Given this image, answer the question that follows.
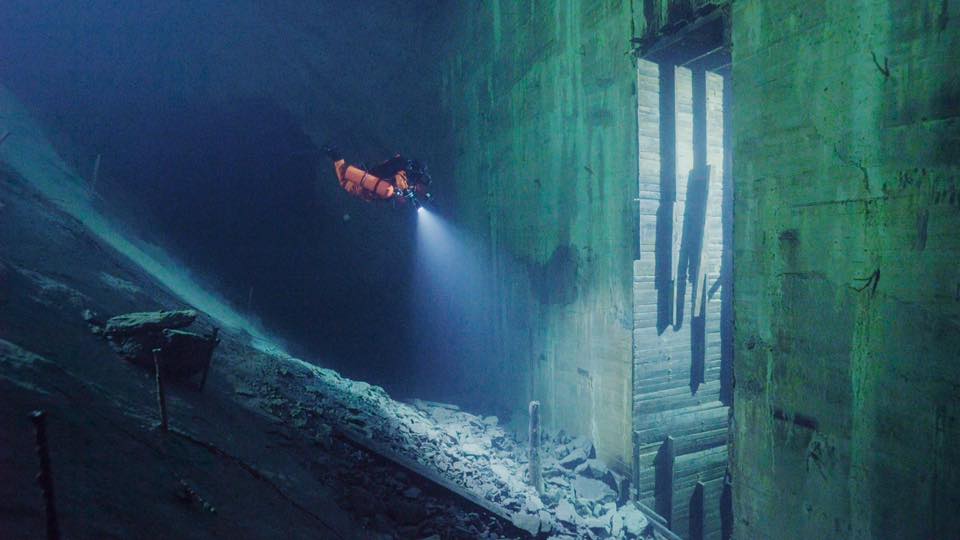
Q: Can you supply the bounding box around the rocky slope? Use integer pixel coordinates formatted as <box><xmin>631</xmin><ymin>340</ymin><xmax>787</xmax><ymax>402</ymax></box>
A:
<box><xmin>0</xmin><ymin>93</ymin><xmax>657</xmax><ymax>537</ymax></box>
<box><xmin>0</xmin><ymin>168</ymin><xmax>513</xmax><ymax>539</ymax></box>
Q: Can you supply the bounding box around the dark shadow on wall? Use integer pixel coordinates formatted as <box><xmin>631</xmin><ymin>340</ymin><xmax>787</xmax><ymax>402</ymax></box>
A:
<box><xmin>656</xmin><ymin>63</ymin><xmax>677</xmax><ymax>335</ymax></box>
<box><xmin>655</xmin><ymin>61</ymin><xmax>712</xmax><ymax>394</ymax></box>
<box><xmin>681</xmin><ymin>166</ymin><xmax>711</xmax><ymax>393</ymax></box>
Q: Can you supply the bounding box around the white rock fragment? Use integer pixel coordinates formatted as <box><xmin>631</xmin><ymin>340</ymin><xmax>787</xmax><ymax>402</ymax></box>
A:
<box><xmin>612</xmin><ymin>511</ymin><xmax>624</xmax><ymax>537</ymax></box>
<box><xmin>559</xmin><ymin>447</ymin><xmax>588</xmax><ymax>469</ymax></box>
<box><xmin>616</xmin><ymin>504</ymin><xmax>650</xmax><ymax>537</ymax></box>
<box><xmin>511</xmin><ymin>511</ymin><xmax>542</xmax><ymax>535</ymax></box>
<box><xmin>575</xmin><ymin>458</ymin><xmax>609</xmax><ymax>479</ymax></box>
<box><xmin>523</xmin><ymin>494</ymin><xmax>544</xmax><ymax>513</ymax></box>
<box><xmin>538</xmin><ymin>509</ymin><xmax>555</xmax><ymax>534</ymax></box>
<box><xmin>555</xmin><ymin>498</ymin><xmax>579</xmax><ymax>526</ymax></box>
<box><xmin>572</xmin><ymin>476</ymin><xmax>617</xmax><ymax>505</ymax></box>
<box><xmin>460</xmin><ymin>442</ymin><xmax>486</xmax><ymax>457</ymax></box>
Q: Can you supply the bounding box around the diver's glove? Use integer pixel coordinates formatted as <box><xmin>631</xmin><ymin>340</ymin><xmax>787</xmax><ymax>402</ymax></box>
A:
<box><xmin>321</xmin><ymin>143</ymin><xmax>342</xmax><ymax>161</ymax></box>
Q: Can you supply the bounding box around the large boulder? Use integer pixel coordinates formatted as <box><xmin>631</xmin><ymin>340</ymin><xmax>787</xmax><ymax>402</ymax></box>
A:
<box><xmin>103</xmin><ymin>309</ymin><xmax>197</xmax><ymax>336</ymax></box>
<box><xmin>100</xmin><ymin>309</ymin><xmax>217</xmax><ymax>379</ymax></box>
<box><xmin>159</xmin><ymin>329</ymin><xmax>219</xmax><ymax>377</ymax></box>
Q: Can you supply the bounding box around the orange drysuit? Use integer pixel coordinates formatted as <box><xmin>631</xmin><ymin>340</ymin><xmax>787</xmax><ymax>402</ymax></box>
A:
<box><xmin>333</xmin><ymin>159</ymin><xmax>409</xmax><ymax>201</ymax></box>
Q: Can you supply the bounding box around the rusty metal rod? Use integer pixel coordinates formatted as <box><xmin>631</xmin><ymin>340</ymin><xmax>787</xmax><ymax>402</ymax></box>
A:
<box><xmin>29</xmin><ymin>410</ymin><xmax>60</xmax><ymax>540</ymax></box>
<box><xmin>153</xmin><ymin>348</ymin><xmax>168</xmax><ymax>432</ymax></box>
<box><xmin>198</xmin><ymin>327</ymin><xmax>219</xmax><ymax>392</ymax></box>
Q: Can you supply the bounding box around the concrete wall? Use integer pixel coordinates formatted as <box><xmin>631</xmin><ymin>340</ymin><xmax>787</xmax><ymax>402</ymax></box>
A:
<box><xmin>439</xmin><ymin>1</ymin><xmax>640</xmax><ymax>470</ymax></box>
<box><xmin>731</xmin><ymin>1</ymin><xmax>960</xmax><ymax>538</ymax></box>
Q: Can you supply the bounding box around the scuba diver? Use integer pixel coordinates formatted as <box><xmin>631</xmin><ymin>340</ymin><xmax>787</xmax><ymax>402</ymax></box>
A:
<box><xmin>322</xmin><ymin>144</ymin><xmax>432</xmax><ymax>208</ymax></box>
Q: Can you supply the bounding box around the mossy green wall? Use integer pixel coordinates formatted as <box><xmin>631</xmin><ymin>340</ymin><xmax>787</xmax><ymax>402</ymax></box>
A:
<box><xmin>440</xmin><ymin>1</ymin><xmax>640</xmax><ymax>470</ymax></box>
<box><xmin>732</xmin><ymin>1</ymin><xmax>960</xmax><ymax>537</ymax></box>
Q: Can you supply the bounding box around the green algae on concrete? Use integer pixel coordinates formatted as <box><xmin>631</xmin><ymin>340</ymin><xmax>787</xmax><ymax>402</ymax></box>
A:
<box><xmin>732</xmin><ymin>1</ymin><xmax>960</xmax><ymax>538</ymax></box>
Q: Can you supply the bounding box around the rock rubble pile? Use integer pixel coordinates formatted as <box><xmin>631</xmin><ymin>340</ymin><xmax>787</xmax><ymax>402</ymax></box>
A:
<box><xmin>239</xmin><ymin>353</ymin><xmax>654</xmax><ymax>539</ymax></box>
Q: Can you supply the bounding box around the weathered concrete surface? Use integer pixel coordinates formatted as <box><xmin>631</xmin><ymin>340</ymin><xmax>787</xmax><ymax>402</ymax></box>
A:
<box><xmin>732</xmin><ymin>1</ymin><xmax>960</xmax><ymax>538</ymax></box>
<box><xmin>439</xmin><ymin>1</ymin><xmax>640</xmax><ymax>471</ymax></box>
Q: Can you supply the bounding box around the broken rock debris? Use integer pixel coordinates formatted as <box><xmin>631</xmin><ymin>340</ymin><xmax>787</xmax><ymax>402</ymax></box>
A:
<box><xmin>241</xmin><ymin>352</ymin><xmax>654</xmax><ymax>539</ymax></box>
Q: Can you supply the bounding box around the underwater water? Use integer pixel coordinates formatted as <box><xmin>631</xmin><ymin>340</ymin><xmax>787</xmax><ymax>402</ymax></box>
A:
<box><xmin>0</xmin><ymin>2</ymin><xmax>692</xmax><ymax>538</ymax></box>
<box><xmin>413</xmin><ymin>207</ymin><xmax>497</xmax><ymax>406</ymax></box>
<box><xmin>0</xmin><ymin>0</ymin><xmax>446</xmax><ymax>399</ymax></box>
<box><xmin>1</xmin><ymin>2</ymin><xmax>646</xmax><ymax>536</ymax></box>
<box><xmin>5</xmin><ymin>2</ymin><xmax>952</xmax><ymax>539</ymax></box>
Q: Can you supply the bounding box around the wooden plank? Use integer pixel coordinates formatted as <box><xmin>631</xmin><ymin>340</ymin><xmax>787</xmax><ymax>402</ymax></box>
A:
<box><xmin>635</xmin><ymin>501</ymin><xmax>684</xmax><ymax>540</ymax></box>
<box><xmin>700</xmin><ymin>477</ymin><xmax>726</xmax><ymax>540</ymax></box>
<box><xmin>634</xmin><ymin>401</ymin><xmax>728</xmax><ymax>441</ymax></box>
<box><xmin>635</xmin><ymin>405</ymin><xmax>725</xmax><ymax>427</ymax></box>
<box><xmin>634</xmin><ymin>381</ymin><xmax>722</xmax><ymax>415</ymax></box>
<box><xmin>634</xmin><ymin>376</ymin><xmax>696</xmax><ymax>395</ymax></box>
<box><xmin>635</xmin><ymin>440</ymin><xmax>662</xmax><ymax>502</ymax></box>
<box><xmin>673</xmin><ymin>427</ymin><xmax>728</xmax><ymax>456</ymax></box>
<box><xmin>690</xmin><ymin>481</ymin><xmax>705</xmax><ymax>540</ymax></box>
<box><xmin>635</xmin><ymin>412</ymin><xmax>727</xmax><ymax>447</ymax></box>
<box><xmin>674</xmin><ymin>446</ymin><xmax>728</xmax><ymax>476</ymax></box>
<box><xmin>672</xmin><ymin>448</ymin><xmax>728</xmax><ymax>496</ymax></box>
<box><xmin>671</xmin><ymin>459</ymin><xmax>726</xmax><ymax>540</ymax></box>
<box><xmin>673</xmin><ymin>477</ymin><xmax>725</xmax><ymax>540</ymax></box>
<box><xmin>654</xmin><ymin>436</ymin><xmax>676</xmax><ymax>524</ymax></box>
<box><xmin>635</xmin><ymin>379</ymin><xmax>721</xmax><ymax>405</ymax></box>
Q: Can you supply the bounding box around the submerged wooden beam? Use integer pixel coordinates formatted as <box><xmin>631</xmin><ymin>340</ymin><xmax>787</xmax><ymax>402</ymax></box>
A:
<box><xmin>635</xmin><ymin>500</ymin><xmax>684</xmax><ymax>540</ymax></box>
<box><xmin>654</xmin><ymin>436</ymin><xmax>676</xmax><ymax>525</ymax></box>
<box><xmin>689</xmin><ymin>481</ymin><xmax>705</xmax><ymax>540</ymax></box>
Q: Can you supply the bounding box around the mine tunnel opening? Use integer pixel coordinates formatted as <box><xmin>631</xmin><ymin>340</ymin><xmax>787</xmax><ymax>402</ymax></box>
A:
<box><xmin>632</xmin><ymin>7</ymin><xmax>734</xmax><ymax>540</ymax></box>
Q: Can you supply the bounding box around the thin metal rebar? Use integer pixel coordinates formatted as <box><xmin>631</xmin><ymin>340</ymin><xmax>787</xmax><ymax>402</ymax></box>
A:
<box><xmin>29</xmin><ymin>410</ymin><xmax>60</xmax><ymax>540</ymax></box>
<box><xmin>198</xmin><ymin>328</ymin><xmax>219</xmax><ymax>392</ymax></box>
<box><xmin>153</xmin><ymin>348</ymin><xmax>168</xmax><ymax>432</ymax></box>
